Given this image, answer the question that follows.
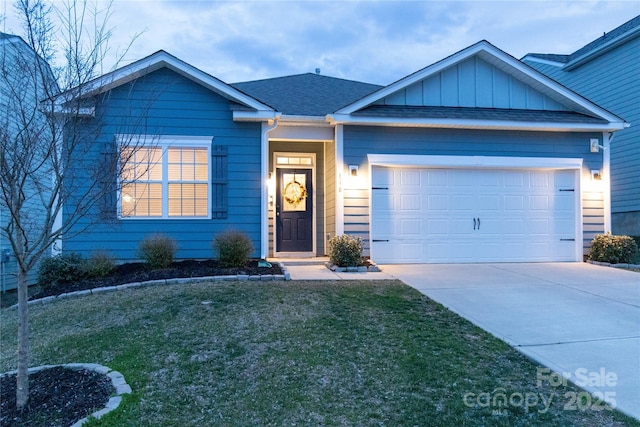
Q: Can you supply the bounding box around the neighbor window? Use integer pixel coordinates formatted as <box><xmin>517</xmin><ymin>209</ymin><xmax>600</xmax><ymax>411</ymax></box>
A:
<box><xmin>119</xmin><ymin>136</ymin><xmax>211</xmax><ymax>219</ymax></box>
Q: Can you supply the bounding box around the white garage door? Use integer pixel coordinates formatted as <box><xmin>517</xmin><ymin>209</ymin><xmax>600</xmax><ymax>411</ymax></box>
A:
<box><xmin>371</xmin><ymin>167</ymin><xmax>578</xmax><ymax>263</ymax></box>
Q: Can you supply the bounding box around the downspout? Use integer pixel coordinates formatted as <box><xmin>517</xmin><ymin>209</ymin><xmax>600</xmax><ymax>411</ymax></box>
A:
<box><xmin>261</xmin><ymin>115</ymin><xmax>280</xmax><ymax>259</ymax></box>
<box><xmin>603</xmin><ymin>131</ymin><xmax>614</xmax><ymax>233</ymax></box>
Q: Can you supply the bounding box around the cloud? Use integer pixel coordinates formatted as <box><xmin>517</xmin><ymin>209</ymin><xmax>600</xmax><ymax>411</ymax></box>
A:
<box><xmin>2</xmin><ymin>0</ymin><xmax>638</xmax><ymax>85</ymax></box>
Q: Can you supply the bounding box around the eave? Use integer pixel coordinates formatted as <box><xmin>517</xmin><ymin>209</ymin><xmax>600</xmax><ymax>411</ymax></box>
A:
<box><xmin>327</xmin><ymin>114</ymin><xmax>628</xmax><ymax>132</ymax></box>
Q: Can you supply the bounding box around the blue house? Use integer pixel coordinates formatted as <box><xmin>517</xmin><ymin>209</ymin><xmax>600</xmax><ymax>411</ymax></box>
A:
<box><xmin>523</xmin><ymin>15</ymin><xmax>640</xmax><ymax>236</ymax></box>
<box><xmin>59</xmin><ymin>40</ymin><xmax>626</xmax><ymax>264</ymax></box>
<box><xmin>0</xmin><ymin>32</ymin><xmax>58</xmax><ymax>290</ymax></box>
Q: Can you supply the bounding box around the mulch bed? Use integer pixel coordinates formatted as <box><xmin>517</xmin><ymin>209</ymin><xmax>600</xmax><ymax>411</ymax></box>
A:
<box><xmin>0</xmin><ymin>367</ymin><xmax>113</xmax><ymax>427</ymax></box>
<box><xmin>32</xmin><ymin>259</ymin><xmax>283</xmax><ymax>300</ymax></box>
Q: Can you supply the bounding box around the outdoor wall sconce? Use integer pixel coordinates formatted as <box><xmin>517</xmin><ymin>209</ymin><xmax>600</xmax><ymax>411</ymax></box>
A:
<box><xmin>591</xmin><ymin>169</ymin><xmax>602</xmax><ymax>181</ymax></box>
<box><xmin>349</xmin><ymin>165</ymin><xmax>359</xmax><ymax>177</ymax></box>
<box><xmin>590</xmin><ymin>138</ymin><xmax>606</xmax><ymax>153</ymax></box>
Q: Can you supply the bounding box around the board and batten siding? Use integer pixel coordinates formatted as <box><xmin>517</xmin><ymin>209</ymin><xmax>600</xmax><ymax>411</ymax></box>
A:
<box><xmin>63</xmin><ymin>68</ymin><xmax>264</xmax><ymax>261</ymax></box>
<box><xmin>342</xmin><ymin>126</ymin><xmax>605</xmax><ymax>257</ymax></box>
<box><xmin>377</xmin><ymin>56</ymin><xmax>569</xmax><ymax>111</ymax></box>
<box><xmin>524</xmin><ymin>36</ymin><xmax>640</xmax><ymax>232</ymax></box>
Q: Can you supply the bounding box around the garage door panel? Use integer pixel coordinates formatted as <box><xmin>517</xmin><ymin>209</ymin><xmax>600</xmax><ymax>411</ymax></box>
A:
<box><xmin>400</xmin><ymin>194</ymin><xmax>421</xmax><ymax>210</ymax></box>
<box><xmin>372</xmin><ymin>193</ymin><xmax>395</xmax><ymax>212</ymax></box>
<box><xmin>428</xmin><ymin>195</ymin><xmax>448</xmax><ymax>210</ymax></box>
<box><xmin>371</xmin><ymin>166</ymin><xmax>577</xmax><ymax>263</ymax></box>
<box><xmin>400</xmin><ymin>219</ymin><xmax>422</xmax><ymax>235</ymax></box>
<box><xmin>400</xmin><ymin>169</ymin><xmax>421</xmax><ymax>186</ymax></box>
<box><xmin>450</xmin><ymin>195</ymin><xmax>474</xmax><ymax>210</ymax></box>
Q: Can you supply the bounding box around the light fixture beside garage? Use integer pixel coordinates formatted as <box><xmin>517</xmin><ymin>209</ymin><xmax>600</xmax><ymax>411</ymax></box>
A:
<box><xmin>349</xmin><ymin>165</ymin><xmax>359</xmax><ymax>177</ymax></box>
<box><xmin>591</xmin><ymin>169</ymin><xmax>603</xmax><ymax>181</ymax></box>
<box><xmin>590</xmin><ymin>138</ymin><xmax>607</xmax><ymax>153</ymax></box>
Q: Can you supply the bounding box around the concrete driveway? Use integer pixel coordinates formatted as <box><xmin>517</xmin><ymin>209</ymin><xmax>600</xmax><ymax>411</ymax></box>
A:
<box><xmin>382</xmin><ymin>262</ymin><xmax>640</xmax><ymax>421</ymax></box>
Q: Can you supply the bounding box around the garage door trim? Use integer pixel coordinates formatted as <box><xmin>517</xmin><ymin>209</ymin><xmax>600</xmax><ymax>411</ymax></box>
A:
<box><xmin>367</xmin><ymin>154</ymin><xmax>583</xmax><ymax>263</ymax></box>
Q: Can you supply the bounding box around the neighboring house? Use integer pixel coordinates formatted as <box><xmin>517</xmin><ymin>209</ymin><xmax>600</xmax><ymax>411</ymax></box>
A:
<box><xmin>59</xmin><ymin>40</ymin><xmax>626</xmax><ymax>265</ymax></box>
<box><xmin>523</xmin><ymin>15</ymin><xmax>640</xmax><ymax>236</ymax></box>
<box><xmin>0</xmin><ymin>32</ymin><xmax>57</xmax><ymax>290</ymax></box>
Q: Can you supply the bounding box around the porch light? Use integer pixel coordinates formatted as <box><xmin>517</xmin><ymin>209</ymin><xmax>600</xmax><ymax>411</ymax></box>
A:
<box><xmin>591</xmin><ymin>170</ymin><xmax>602</xmax><ymax>181</ymax></box>
<box><xmin>267</xmin><ymin>172</ymin><xmax>276</xmax><ymax>207</ymax></box>
<box><xmin>349</xmin><ymin>165</ymin><xmax>359</xmax><ymax>177</ymax></box>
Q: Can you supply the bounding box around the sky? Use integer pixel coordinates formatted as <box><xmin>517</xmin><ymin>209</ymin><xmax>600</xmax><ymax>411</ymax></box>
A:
<box><xmin>1</xmin><ymin>0</ymin><xmax>639</xmax><ymax>85</ymax></box>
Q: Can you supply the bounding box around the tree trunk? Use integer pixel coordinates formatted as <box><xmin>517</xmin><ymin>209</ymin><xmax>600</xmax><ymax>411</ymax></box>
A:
<box><xmin>16</xmin><ymin>268</ymin><xmax>29</xmax><ymax>410</ymax></box>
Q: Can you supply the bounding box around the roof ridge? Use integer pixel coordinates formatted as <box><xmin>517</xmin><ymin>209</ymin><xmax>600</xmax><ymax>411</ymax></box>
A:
<box><xmin>568</xmin><ymin>15</ymin><xmax>640</xmax><ymax>60</ymax></box>
<box><xmin>233</xmin><ymin>72</ymin><xmax>382</xmax><ymax>88</ymax></box>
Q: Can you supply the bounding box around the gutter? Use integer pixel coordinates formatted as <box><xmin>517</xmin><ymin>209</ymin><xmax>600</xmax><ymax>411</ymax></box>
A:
<box><xmin>260</xmin><ymin>114</ymin><xmax>281</xmax><ymax>259</ymax></box>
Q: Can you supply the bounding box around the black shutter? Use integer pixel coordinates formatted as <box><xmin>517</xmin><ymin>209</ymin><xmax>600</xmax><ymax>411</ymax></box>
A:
<box><xmin>211</xmin><ymin>145</ymin><xmax>228</xmax><ymax>219</ymax></box>
<box><xmin>99</xmin><ymin>140</ymin><xmax>118</xmax><ymax>220</ymax></box>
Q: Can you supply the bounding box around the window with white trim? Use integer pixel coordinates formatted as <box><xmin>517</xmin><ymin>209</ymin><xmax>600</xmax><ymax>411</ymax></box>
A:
<box><xmin>120</xmin><ymin>137</ymin><xmax>211</xmax><ymax>219</ymax></box>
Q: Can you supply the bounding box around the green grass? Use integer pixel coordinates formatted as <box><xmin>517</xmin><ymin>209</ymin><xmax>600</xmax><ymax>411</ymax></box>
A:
<box><xmin>1</xmin><ymin>280</ymin><xmax>637</xmax><ymax>426</ymax></box>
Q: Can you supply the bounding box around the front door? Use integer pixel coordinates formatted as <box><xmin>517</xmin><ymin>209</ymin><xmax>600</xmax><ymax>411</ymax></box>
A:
<box><xmin>276</xmin><ymin>168</ymin><xmax>313</xmax><ymax>252</ymax></box>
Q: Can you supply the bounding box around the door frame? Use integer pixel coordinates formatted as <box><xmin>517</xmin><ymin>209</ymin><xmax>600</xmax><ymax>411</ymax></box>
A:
<box><xmin>273</xmin><ymin>152</ymin><xmax>317</xmax><ymax>257</ymax></box>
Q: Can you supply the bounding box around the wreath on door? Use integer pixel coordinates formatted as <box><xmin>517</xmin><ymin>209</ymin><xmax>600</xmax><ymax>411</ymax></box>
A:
<box><xmin>283</xmin><ymin>179</ymin><xmax>307</xmax><ymax>206</ymax></box>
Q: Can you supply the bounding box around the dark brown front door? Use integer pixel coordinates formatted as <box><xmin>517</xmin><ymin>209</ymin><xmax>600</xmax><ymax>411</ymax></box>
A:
<box><xmin>276</xmin><ymin>168</ymin><xmax>312</xmax><ymax>252</ymax></box>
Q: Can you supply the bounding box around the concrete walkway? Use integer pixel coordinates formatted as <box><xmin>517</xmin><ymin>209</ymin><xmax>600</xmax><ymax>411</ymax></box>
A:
<box><xmin>381</xmin><ymin>262</ymin><xmax>640</xmax><ymax>421</ymax></box>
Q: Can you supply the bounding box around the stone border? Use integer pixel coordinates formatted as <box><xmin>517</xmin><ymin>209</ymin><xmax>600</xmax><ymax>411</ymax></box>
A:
<box><xmin>7</xmin><ymin>262</ymin><xmax>290</xmax><ymax>310</ymax></box>
<box><xmin>586</xmin><ymin>260</ymin><xmax>640</xmax><ymax>269</ymax></box>
<box><xmin>0</xmin><ymin>363</ymin><xmax>131</xmax><ymax>426</ymax></box>
<box><xmin>326</xmin><ymin>261</ymin><xmax>381</xmax><ymax>273</ymax></box>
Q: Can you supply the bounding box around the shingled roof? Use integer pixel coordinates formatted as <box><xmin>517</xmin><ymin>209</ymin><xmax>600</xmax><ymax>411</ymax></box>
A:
<box><xmin>524</xmin><ymin>15</ymin><xmax>640</xmax><ymax>64</ymax></box>
<box><xmin>232</xmin><ymin>73</ymin><xmax>382</xmax><ymax>116</ymax></box>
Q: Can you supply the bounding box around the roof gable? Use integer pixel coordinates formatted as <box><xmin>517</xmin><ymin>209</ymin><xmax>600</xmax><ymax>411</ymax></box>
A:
<box><xmin>54</xmin><ymin>50</ymin><xmax>275</xmax><ymax>117</ymax></box>
<box><xmin>375</xmin><ymin>55</ymin><xmax>569</xmax><ymax>111</ymax></box>
<box><xmin>333</xmin><ymin>41</ymin><xmax>625</xmax><ymax>130</ymax></box>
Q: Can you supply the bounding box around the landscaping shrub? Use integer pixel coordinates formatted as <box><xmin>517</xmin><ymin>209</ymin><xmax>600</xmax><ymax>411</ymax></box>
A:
<box><xmin>138</xmin><ymin>234</ymin><xmax>177</xmax><ymax>269</ymax></box>
<box><xmin>329</xmin><ymin>234</ymin><xmax>363</xmax><ymax>267</ymax></box>
<box><xmin>84</xmin><ymin>250</ymin><xmax>116</xmax><ymax>278</ymax></box>
<box><xmin>37</xmin><ymin>253</ymin><xmax>86</xmax><ymax>291</ymax></box>
<box><xmin>212</xmin><ymin>230</ymin><xmax>254</xmax><ymax>268</ymax></box>
<box><xmin>589</xmin><ymin>233</ymin><xmax>639</xmax><ymax>264</ymax></box>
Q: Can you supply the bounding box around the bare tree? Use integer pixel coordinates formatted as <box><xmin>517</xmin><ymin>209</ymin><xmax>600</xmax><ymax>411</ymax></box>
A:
<box><xmin>0</xmin><ymin>0</ymin><xmax>146</xmax><ymax>410</ymax></box>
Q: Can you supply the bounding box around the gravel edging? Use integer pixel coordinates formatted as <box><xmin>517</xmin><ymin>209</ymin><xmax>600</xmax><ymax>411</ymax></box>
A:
<box><xmin>586</xmin><ymin>260</ymin><xmax>640</xmax><ymax>269</ymax></box>
<box><xmin>0</xmin><ymin>363</ymin><xmax>131</xmax><ymax>426</ymax></box>
<box><xmin>7</xmin><ymin>263</ymin><xmax>290</xmax><ymax>310</ymax></box>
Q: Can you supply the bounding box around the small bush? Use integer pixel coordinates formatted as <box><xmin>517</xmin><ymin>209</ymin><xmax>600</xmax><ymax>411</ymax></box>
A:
<box><xmin>589</xmin><ymin>233</ymin><xmax>638</xmax><ymax>264</ymax></box>
<box><xmin>138</xmin><ymin>234</ymin><xmax>177</xmax><ymax>269</ymax></box>
<box><xmin>84</xmin><ymin>250</ymin><xmax>116</xmax><ymax>278</ymax></box>
<box><xmin>213</xmin><ymin>230</ymin><xmax>254</xmax><ymax>268</ymax></box>
<box><xmin>329</xmin><ymin>234</ymin><xmax>363</xmax><ymax>267</ymax></box>
<box><xmin>37</xmin><ymin>253</ymin><xmax>86</xmax><ymax>291</ymax></box>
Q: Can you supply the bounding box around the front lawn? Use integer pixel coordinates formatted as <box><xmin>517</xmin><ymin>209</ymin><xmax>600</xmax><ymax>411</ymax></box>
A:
<box><xmin>1</xmin><ymin>280</ymin><xmax>637</xmax><ymax>426</ymax></box>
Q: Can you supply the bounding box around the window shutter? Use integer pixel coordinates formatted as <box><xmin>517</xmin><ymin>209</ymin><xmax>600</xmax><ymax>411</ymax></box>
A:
<box><xmin>211</xmin><ymin>145</ymin><xmax>228</xmax><ymax>219</ymax></box>
<box><xmin>99</xmin><ymin>141</ymin><xmax>118</xmax><ymax>220</ymax></box>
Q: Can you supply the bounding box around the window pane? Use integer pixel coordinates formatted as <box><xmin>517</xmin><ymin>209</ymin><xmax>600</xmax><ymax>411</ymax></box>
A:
<box><xmin>167</xmin><ymin>148</ymin><xmax>181</xmax><ymax>163</ymax></box>
<box><xmin>195</xmin><ymin>150</ymin><xmax>208</xmax><ymax>163</ymax></box>
<box><xmin>182</xmin><ymin>149</ymin><xmax>195</xmax><ymax>163</ymax></box>
<box><xmin>148</xmin><ymin>162</ymin><xmax>162</xmax><ymax>181</ymax></box>
<box><xmin>195</xmin><ymin>163</ymin><xmax>208</xmax><ymax>180</ymax></box>
<box><xmin>168</xmin><ymin>164</ymin><xmax>181</xmax><ymax>180</ymax></box>
<box><xmin>182</xmin><ymin>165</ymin><xmax>195</xmax><ymax>180</ymax></box>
